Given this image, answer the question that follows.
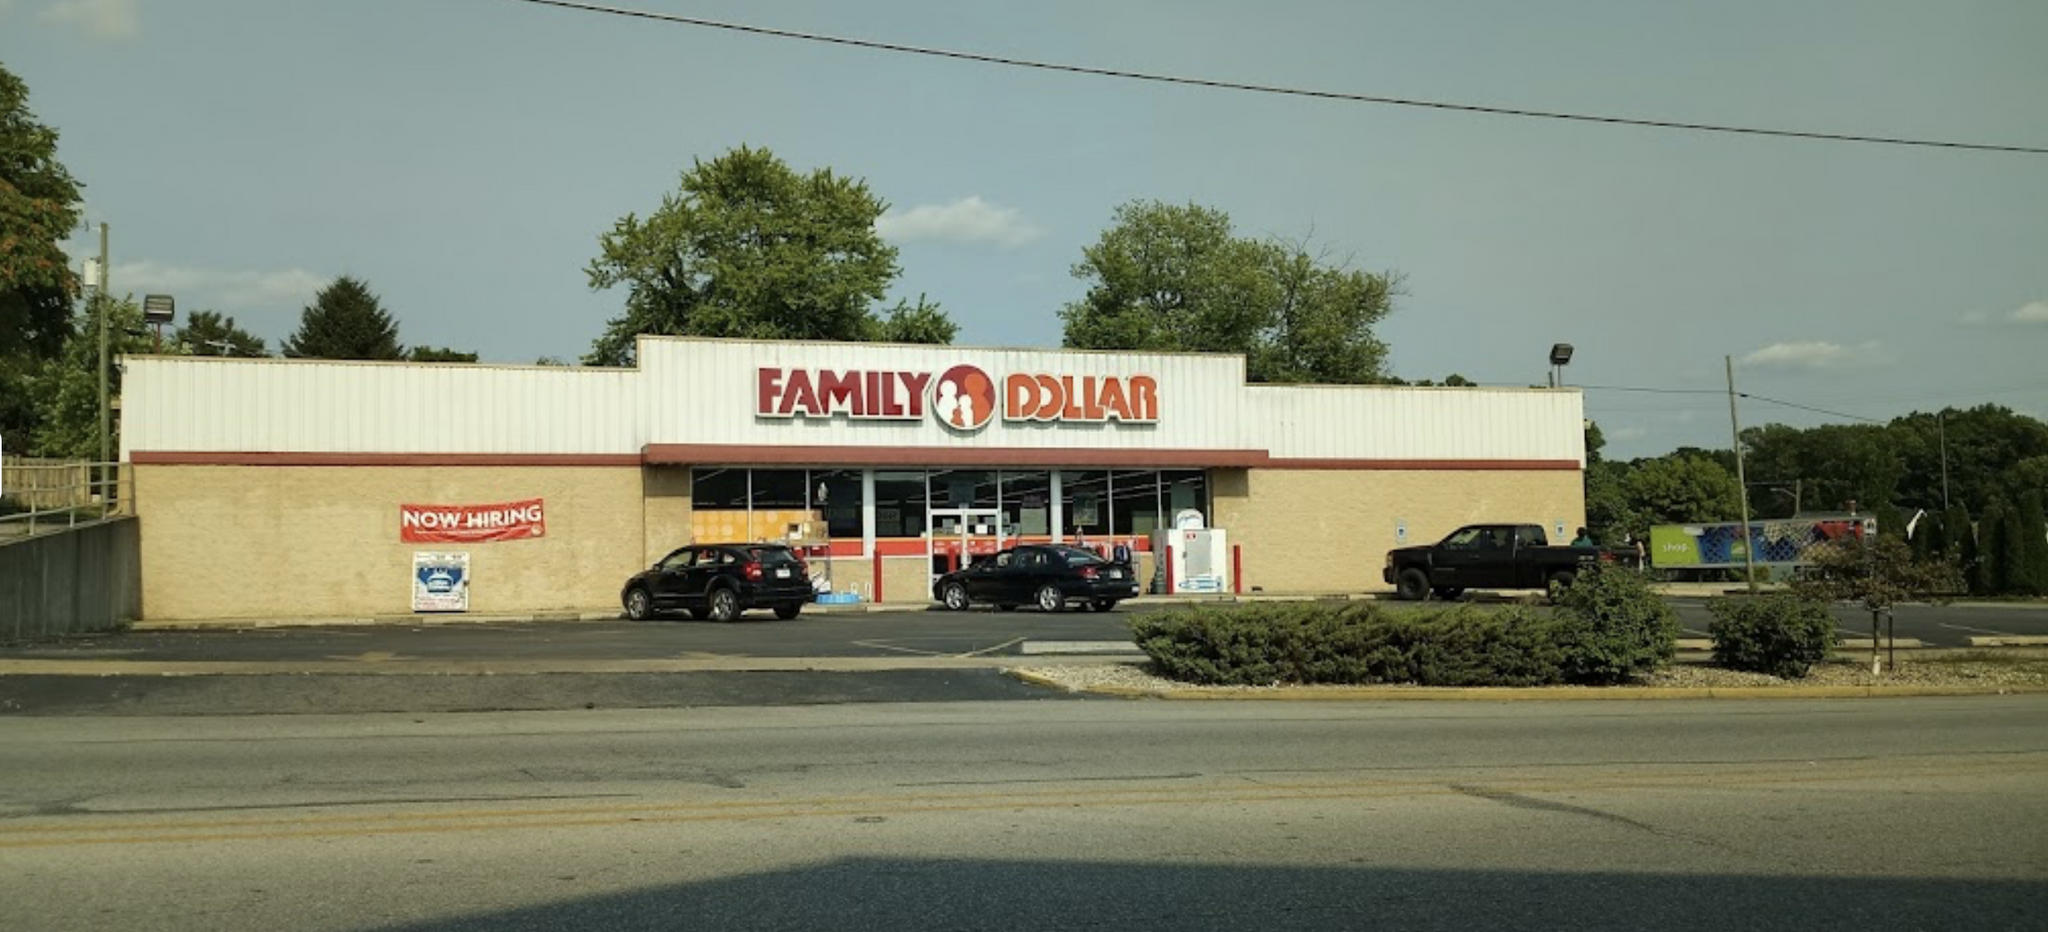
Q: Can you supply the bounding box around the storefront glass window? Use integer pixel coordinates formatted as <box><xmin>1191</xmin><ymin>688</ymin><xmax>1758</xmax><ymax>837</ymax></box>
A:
<box><xmin>1000</xmin><ymin>470</ymin><xmax>1053</xmax><ymax>537</ymax></box>
<box><xmin>1162</xmin><ymin>470</ymin><xmax>1209</xmax><ymax>526</ymax></box>
<box><xmin>874</xmin><ymin>470</ymin><xmax>929</xmax><ymax>538</ymax></box>
<box><xmin>1061</xmin><ymin>470</ymin><xmax>1110</xmax><ymax>540</ymax></box>
<box><xmin>750</xmin><ymin>469</ymin><xmax>808</xmax><ymax>510</ymax></box>
<box><xmin>691</xmin><ymin>468</ymin><xmax>748</xmax><ymax>511</ymax></box>
<box><xmin>1110</xmin><ymin>470</ymin><xmax>1161</xmax><ymax>537</ymax></box>
<box><xmin>928</xmin><ymin>469</ymin><xmax>998</xmax><ymax>510</ymax></box>
<box><xmin>812</xmin><ymin>469</ymin><xmax>864</xmax><ymax>540</ymax></box>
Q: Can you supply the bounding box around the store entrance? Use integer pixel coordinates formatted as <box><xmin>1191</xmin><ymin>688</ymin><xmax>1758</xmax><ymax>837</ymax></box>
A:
<box><xmin>929</xmin><ymin>508</ymin><xmax>1005</xmax><ymax>579</ymax></box>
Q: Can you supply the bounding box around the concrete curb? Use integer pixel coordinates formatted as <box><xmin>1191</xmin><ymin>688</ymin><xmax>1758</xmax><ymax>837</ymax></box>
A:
<box><xmin>1003</xmin><ymin>670</ymin><xmax>2048</xmax><ymax>702</ymax></box>
<box><xmin>1969</xmin><ymin>636</ymin><xmax>2048</xmax><ymax>648</ymax></box>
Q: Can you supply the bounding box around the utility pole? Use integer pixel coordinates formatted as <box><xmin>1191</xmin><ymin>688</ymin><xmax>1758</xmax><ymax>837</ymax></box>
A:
<box><xmin>1727</xmin><ymin>356</ymin><xmax>1757</xmax><ymax>593</ymax></box>
<box><xmin>1938</xmin><ymin>412</ymin><xmax>1951</xmax><ymax>511</ymax></box>
<box><xmin>94</xmin><ymin>222</ymin><xmax>110</xmax><ymax>504</ymax></box>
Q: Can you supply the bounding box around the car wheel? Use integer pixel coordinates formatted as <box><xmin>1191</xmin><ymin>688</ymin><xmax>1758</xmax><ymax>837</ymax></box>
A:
<box><xmin>708</xmin><ymin>587</ymin><xmax>741</xmax><ymax>622</ymax></box>
<box><xmin>1091</xmin><ymin>599</ymin><xmax>1118</xmax><ymax>612</ymax></box>
<box><xmin>941</xmin><ymin>582</ymin><xmax>971</xmax><ymax>611</ymax></box>
<box><xmin>1546</xmin><ymin>571</ymin><xmax>1576</xmax><ymax>603</ymax></box>
<box><xmin>624</xmin><ymin>587</ymin><xmax>654</xmax><ymax>621</ymax></box>
<box><xmin>774</xmin><ymin>603</ymin><xmax>802</xmax><ymax>620</ymax></box>
<box><xmin>1036</xmin><ymin>584</ymin><xmax>1065</xmax><ymax>613</ymax></box>
<box><xmin>1395</xmin><ymin>568</ymin><xmax>1430</xmax><ymax>601</ymax></box>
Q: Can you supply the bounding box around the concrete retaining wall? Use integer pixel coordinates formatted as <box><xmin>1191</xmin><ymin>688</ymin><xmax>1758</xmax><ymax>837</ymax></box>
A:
<box><xmin>1</xmin><ymin>518</ymin><xmax>142</xmax><ymax>641</ymax></box>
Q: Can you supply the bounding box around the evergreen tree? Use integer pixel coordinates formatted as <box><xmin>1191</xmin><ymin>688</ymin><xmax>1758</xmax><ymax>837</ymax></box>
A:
<box><xmin>173</xmin><ymin>310</ymin><xmax>267</xmax><ymax>357</ymax></box>
<box><xmin>282</xmin><ymin>276</ymin><xmax>403</xmax><ymax>360</ymax></box>
<box><xmin>1951</xmin><ymin>503</ymin><xmax>1982</xmax><ymax>595</ymax></box>
<box><xmin>2014</xmin><ymin>491</ymin><xmax>2048</xmax><ymax>597</ymax></box>
<box><xmin>1915</xmin><ymin>507</ymin><xmax>1948</xmax><ymax>563</ymax></box>
<box><xmin>1979</xmin><ymin>498</ymin><xmax>2016</xmax><ymax>596</ymax></box>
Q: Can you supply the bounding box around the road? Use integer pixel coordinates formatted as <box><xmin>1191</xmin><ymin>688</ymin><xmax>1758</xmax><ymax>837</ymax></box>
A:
<box><xmin>2</xmin><ymin>697</ymin><xmax>2043</xmax><ymax>931</ymax></box>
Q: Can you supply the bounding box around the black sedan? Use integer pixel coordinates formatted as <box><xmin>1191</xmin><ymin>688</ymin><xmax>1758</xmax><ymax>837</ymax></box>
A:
<box><xmin>622</xmin><ymin>543</ymin><xmax>814</xmax><ymax>622</ymax></box>
<box><xmin>932</xmin><ymin>544</ymin><xmax>1141</xmax><ymax>613</ymax></box>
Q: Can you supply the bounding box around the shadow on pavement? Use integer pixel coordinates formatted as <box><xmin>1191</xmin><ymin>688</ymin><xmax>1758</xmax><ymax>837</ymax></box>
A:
<box><xmin>356</xmin><ymin>856</ymin><xmax>2044</xmax><ymax>932</ymax></box>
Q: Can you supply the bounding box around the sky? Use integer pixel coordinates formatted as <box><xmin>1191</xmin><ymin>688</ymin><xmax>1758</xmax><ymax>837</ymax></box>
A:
<box><xmin>4</xmin><ymin>0</ymin><xmax>2044</xmax><ymax>460</ymax></box>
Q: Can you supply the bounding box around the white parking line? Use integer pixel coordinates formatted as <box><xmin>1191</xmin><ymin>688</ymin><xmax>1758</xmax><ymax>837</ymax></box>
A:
<box><xmin>956</xmin><ymin>637</ymin><xmax>1026</xmax><ymax>659</ymax></box>
<box><xmin>1939</xmin><ymin>622</ymin><xmax>2020</xmax><ymax>637</ymax></box>
<box><xmin>850</xmin><ymin>640</ymin><xmax>947</xmax><ymax>657</ymax></box>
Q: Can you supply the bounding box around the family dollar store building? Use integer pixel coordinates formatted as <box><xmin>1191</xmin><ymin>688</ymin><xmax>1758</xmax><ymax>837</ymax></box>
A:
<box><xmin>118</xmin><ymin>336</ymin><xmax>1588</xmax><ymax>621</ymax></box>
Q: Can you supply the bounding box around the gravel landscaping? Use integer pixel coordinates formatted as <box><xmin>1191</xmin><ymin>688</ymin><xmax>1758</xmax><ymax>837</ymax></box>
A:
<box><xmin>1014</xmin><ymin>650</ymin><xmax>2048</xmax><ymax>695</ymax></box>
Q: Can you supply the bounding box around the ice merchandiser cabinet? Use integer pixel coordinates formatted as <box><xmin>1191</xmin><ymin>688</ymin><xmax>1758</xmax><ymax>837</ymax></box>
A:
<box><xmin>1151</xmin><ymin>510</ymin><xmax>1230</xmax><ymax>594</ymax></box>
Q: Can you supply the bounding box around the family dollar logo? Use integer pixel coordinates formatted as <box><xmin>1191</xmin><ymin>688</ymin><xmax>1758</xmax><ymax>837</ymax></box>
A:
<box><xmin>933</xmin><ymin>364</ymin><xmax>996</xmax><ymax>431</ymax></box>
<box><xmin>756</xmin><ymin>364</ymin><xmax>1158</xmax><ymax>434</ymax></box>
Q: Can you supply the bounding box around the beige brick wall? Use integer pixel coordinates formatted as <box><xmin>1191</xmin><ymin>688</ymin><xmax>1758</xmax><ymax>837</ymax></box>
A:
<box><xmin>1212</xmin><ymin>468</ymin><xmax>1585</xmax><ymax>594</ymax></box>
<box><xmin>641</xmin><ymin>466</ymin><xmax>692</xmax><ymax>565</ymax></box>
<box><xmin>881</xmin><ymin>556</ymin><xmax>934</xmax><ymax>606</ymax></box>
<box><xmin>135</xmin><ymin>465</ymin><xmax>645</xmax><ymax>619</ymax></box>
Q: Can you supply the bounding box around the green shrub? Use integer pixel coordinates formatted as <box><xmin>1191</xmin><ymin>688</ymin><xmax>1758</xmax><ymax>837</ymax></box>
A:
<box><xmin>1128</xmin><ymin>602</ymin><xmax>1565</xmax><ymax>687</ymax></box>
<box><xmin>1550</xmin><ymin>564</ymin><xmax>1679</xmax><ymax>684</ymax></box>
<box><xmin>1705</xmin><ymin>594</ymin><xmax>1837</xmax><ymax>678</ymax></box>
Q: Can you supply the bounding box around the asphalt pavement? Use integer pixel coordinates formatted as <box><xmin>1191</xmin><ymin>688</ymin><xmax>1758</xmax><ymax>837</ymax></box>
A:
<box><xmin>5</xmin><ymin>697</ymin><xmax>2044</xmax><ymax>931</ymax></box>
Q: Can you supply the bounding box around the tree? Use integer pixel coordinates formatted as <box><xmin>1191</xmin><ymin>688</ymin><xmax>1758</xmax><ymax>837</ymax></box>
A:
<box><xmin>1</xmin><ymin>64</ymin><xmax>86</xmax><ymax>455</ymax></box>
<box><xmin>867</xmin><ymin>293</ymin><xmax>957</xmax><ymax>345</ymax></box>
<box><xmin>1791</xmin><ymin>536</ymin><xmax>1962</xmax><ymax>674</ymax></box>
<box><xmin>173</xmin><ymin>310</ymin><xmax>267</xmax><ymax>357</ymax></box>
<box><xmin>282</xmin><ymin>276</ymin><xmax>403</xmax><ymax>360</ymax></box>
<box><xmin>1976</xmin><ymin>498</ymin><xmax>2014</xmax><ymax>596</ymax></box>
<box><xmin>583</xmin><ymin>145</ymin><xmax>952</xmax><ymax>366</ymax></box>
<box><xmin>1612</xmin><ymin>453</ymin><xmax>1742</xmax><ymax>542</ymax></box>
<box><xmin>2010</xmin><ymin>491</ymin><xmax>2048</xmax><ymax>597</ymax></box>
<box><xmin>30</xmin><ymin>295</ymin><xmax>150</xmax><ymax>459</ymax></box>
<box><xmin>1890</xmin><ymin>406</ymin><xmax>2048</xmax><ymax>515</ymax></box>
<box><xmin>407</xmin><ymin>346</ymin><xmax>479</xmax><ymax>363</ymax></box>
<box><xmin>1059</xmin><ymin>201</ymin><xmax>1397</xmax><ymax>384</ymax></box>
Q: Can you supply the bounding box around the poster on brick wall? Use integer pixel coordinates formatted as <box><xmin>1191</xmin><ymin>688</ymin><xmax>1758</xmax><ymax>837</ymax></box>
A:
<box><xmin>400</xmin><ymin>499</ymin><xmax>546</xmax><ymax>542</ymax></box>
<box><xmin>412</xmin><ymin>552</ymin><xmax>470</xmax><ymax>613</ymax></box>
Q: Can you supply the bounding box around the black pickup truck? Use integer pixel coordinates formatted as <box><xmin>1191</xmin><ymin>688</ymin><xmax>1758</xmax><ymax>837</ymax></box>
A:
<box><xmin>1382</xmin><ymin>524</ymin><xmax>1625</xmax><ymax>600</ymax></box>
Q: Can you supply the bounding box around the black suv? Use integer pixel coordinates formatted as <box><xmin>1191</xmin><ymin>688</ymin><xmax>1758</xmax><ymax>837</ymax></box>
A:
<box><xmin>622</xmin><ymin>543</ymin><xmax>814</xmax><ymax>622</ymax></box>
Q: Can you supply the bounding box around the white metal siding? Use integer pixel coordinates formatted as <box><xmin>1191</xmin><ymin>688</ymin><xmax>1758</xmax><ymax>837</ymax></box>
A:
<box><xmin>1251</xmin><ymin>386</ymin><xmax>1585</xmax><ymax>464</ymax></box>
<box><xmin>121</xmin><ymin>338</ymin><xmax>1582</xmax><ymax>464</ymax></box>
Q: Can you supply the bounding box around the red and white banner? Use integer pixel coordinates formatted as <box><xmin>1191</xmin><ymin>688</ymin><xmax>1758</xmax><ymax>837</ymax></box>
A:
<box><xmin>400</xmin><ymin>499</ymin><xmax>546</xmax><ymax>543</ymax></box>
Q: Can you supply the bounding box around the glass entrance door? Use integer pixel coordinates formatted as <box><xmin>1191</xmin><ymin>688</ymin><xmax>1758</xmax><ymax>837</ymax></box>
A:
<box><xmin>929</xmin><ymin>508</ymin><xmax>1005</xmax><ymax>579</ymax></box>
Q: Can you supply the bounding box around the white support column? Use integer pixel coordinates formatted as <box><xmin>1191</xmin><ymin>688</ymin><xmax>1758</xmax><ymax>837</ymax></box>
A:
<box><xmin>1050</xmin><ymin>470</ymin><xmax>1066</xmax><ymax>543</ymax></box>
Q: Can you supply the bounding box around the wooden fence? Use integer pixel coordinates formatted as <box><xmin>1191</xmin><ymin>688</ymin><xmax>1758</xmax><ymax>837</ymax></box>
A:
<box><xmin>1</xmin><ymin>456</ymin><xmax>102</xmax><ymax>511</ymax></box>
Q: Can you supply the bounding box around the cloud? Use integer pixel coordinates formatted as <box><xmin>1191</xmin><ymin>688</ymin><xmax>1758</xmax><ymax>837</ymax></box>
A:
<box><xmin>111</xmin><ymin>261</ymin><xmax>327</xmax><ymax>316</ymax></box>
<box><xmin>1607</xmin><ymin>426</ymin><xmax>1648</xmax><ymax>441</ymax></box>
<box><xmin>2010</xmin><ymin>300</ymin><xmax>2048</xmax><ymax>324</ymax></box>
<box><xmin>41</xmin><ymin>0</ymin><xmax>139</xmax><ymax>40</ymax></box>
<box><xmin>1739</xmin><ymin>340</ymin><xmax>1889</xmax><ymax>372</ymax></box>
<box><xmin>878</xmin><ymin>196</ymin><xmax>1042</xmax><ymax>249</ymax></box>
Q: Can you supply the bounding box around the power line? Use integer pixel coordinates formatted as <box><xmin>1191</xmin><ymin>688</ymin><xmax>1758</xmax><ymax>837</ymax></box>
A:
<box><xmin>1737</xmin><ymin>393</ymin><xmax>1886</xmax><ymax>424</ymax></box>
<box><xmin>504</xmin><ymin>0</ymin><xmax>2048</xmax><ymax>156</ymax></box>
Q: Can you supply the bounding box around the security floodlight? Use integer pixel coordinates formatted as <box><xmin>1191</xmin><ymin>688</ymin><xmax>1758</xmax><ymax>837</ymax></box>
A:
<box><xmin>142</xmin><ymin>294</ymin><xmax>176</xmax><ymax>324</ymax></box>
<box><xmin>1549</xmin><ymin>343</ymin><xmax>1574</xmax><ymax>366</ymax></box>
